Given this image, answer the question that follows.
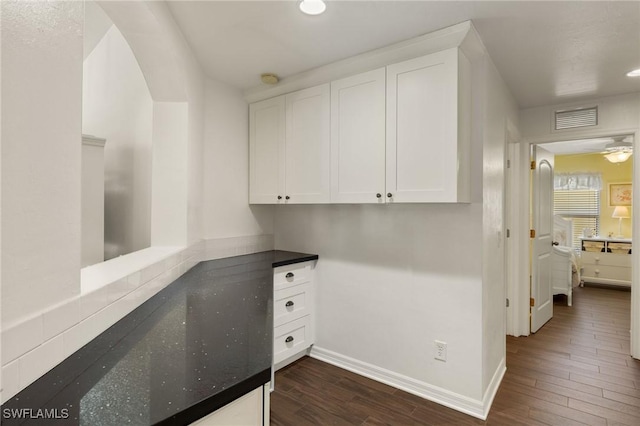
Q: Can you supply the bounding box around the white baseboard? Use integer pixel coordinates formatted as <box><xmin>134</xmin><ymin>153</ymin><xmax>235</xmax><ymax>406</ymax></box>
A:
<box><xmin>482</xmin><ymin>357</ymin><xmax>506</xmax><ymax>418</ymax></box>
<box><xmin>310</xmin><ymin>346</ymin><xmax>504</xmax><ymax>420</ymax></box>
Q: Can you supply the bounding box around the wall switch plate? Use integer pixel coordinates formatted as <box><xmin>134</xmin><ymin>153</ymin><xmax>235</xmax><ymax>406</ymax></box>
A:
<box><xmin>434</xmin><ymin>340</ymin><xmax>447</xmax><ymax>361</ymax></box>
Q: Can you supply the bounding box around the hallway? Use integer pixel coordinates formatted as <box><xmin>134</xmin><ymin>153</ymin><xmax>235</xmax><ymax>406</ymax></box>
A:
<box><xmin>271</xmin><ymin>286</ymin><xmax>640</xmax><ymax>425</ymax></box>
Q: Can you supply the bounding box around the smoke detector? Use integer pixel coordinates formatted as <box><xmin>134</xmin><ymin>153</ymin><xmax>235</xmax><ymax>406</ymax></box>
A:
<box><xmin>261</xmin><ymin>73</ymin><xmax>279</xmax><ymax>85</ymax></box>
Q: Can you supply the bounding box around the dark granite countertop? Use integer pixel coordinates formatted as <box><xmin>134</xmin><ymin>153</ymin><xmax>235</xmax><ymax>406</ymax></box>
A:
<box><xmin>1</xmin><ymin>250</ymin><xmax>318</xmax><ymax>425</ymax></box>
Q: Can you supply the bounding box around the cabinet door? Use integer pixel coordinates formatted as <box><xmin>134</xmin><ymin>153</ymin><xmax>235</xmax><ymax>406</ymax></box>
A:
<box><xmin>331</xmin><ymin>68</ymin><xmax>386</xmax><ymax>203</ymax></box>
<box><xmin>249</xmin><ymin>96</ymin><xmax>285</xmax><ymax>204</ymax></box>
<box><xmin>386</xmin><ymin>48</ymin><xmax>469</xmax><ymax>203</ymax></box>
<box><xmin>285</xmin><ymin>84</ymin><xmax>331</xmax><ymax>204</ymax></box>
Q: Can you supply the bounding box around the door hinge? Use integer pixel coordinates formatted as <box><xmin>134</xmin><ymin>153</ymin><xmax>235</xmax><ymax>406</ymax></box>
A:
<box><xmin>530</xmin><ymin>160</ymin><xmax>536</xmax><ymax>170</ymax></box>
<box><xmin>530</xmin><ymin>297</ymin><xmax>535</xmax><ymax>307</ymax></box>
<box><xmin>506</xmin><ymin>229</ymin><xmax>511</xmax><ymax>238</ymax></box>
<box><xmin>507</xmin><ymin>159</ymin><xmax>511</xmax><ymax>168</ymax></box>
<box><xmin>530</xmin><ymin>229</ymin><xmax>536</xmax><ymax>238</ymax></box>
<box><xmin>506</xmin><ymin>298</ymin><xmax>510</xmax><ymax>308</ymax></box>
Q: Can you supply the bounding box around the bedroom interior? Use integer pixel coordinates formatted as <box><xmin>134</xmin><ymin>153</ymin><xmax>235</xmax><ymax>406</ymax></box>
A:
<box><xmin>542</xmin><ymin>137</ymin><xmax>633</xmax><ymax>309</ymax></box>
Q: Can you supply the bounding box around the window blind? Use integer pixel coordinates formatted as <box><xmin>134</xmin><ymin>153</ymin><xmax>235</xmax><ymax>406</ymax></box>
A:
<box><xmin>554</xmin><ymin>190</ymin><xmax>600</xmax><ymax>249</ymax></box>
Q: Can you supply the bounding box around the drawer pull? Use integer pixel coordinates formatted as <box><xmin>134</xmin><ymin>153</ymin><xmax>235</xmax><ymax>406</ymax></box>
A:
<box><xmin>594</xmin><ymin>257</ymin><xmax>600</xmax><ymax>262</ymax></box>
<box><xmin>387</xmin><ymin>193</ymin><xmax>393</xmax><ymax>198</ymax></box>
<box><xmin>285</xmin><ymin>272</ymin><xmax>294</xmax><ymax>279</ymax></box>
<box><xmin>285</xmin><ymin>301</ymin><xmax>294</xmax><ymax>307</ymax></box>
<box><xmin>285</xmin><ymin>336</ymin><xmax>294</xmax><ymax>343</ymax></box>
<box><xmin>376</xmin><ymin>193</ymin><xmax>382</xmax><ymax>198</ymax></box>
<box><xmin>595</xmin><ymin>269</ymin><xmax>600</xmax><ymax>274</ymax></box>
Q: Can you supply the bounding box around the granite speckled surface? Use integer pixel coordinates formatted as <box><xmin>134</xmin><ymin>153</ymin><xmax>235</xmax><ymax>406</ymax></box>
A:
<box><xmin>1</xmin><ymin>250</ymin><xmax>318</xmax><ymax>425</ymax></box>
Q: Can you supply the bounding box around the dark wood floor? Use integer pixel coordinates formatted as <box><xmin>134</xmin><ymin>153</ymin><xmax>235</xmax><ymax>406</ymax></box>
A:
<box><xmin>271</xmin><ymin>285</ymin><xmax>640</xmax><ymax>425</ymax></box>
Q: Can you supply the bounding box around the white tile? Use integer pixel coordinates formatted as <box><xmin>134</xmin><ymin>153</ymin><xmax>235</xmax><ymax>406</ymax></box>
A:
<box><xmin>107</xmin><ymin>278</ymin><xmax>131</xmax><ymax>304</ymax></box>
<box><xmin>127</xmin><ymin>271</ymin><xmax>142</xmax><ymax>288</ymax></box>
<box><xmin>140</xmin><ymin>261</ymin><xmax>164</xmax><ymax>284</ymax></box>
<box><xmin>2</xmin><ymin>360</ymin><xmax>20</xmax><ymax>403</ymax></box>
<box><xmin>62</xmin><ymin>318</ymin><xmax>98</xmax><ymax>356</ymax></box>
<box><xmin>80</xmin><ymin>285</ymin><xmax>110</xmax><ymax>320</ymax></box>
<box><xmin>42</xmin><ymin>297</ymin><xmax>81</xmax><ymax>341</ymax></box>
<box><xmin>18</xmin><ymin>335</ymin><xmax>64</xmax><ymax>390</ymax></box>
<box><xmin>2</xmin><ymin>315</ymin><xmax>44</xmax><ymax>363</ymax></box>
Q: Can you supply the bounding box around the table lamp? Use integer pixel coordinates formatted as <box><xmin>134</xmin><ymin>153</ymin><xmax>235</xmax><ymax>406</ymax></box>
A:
<box><xmin>612</xmin><ymin>206</ymin><xmax>630</xmax><ymax>238</ymax></box>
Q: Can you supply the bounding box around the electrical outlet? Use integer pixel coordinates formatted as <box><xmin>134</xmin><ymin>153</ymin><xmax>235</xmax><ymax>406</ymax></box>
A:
<box><xmin>434</xmin><ymin>340</ymin><xmax>447</xmax><ymax>361</ymax></box>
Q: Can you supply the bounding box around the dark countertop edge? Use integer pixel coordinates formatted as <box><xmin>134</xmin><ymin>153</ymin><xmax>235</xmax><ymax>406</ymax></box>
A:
<box><xmin>272</xmin><ymin>254</ymin><xmax>319</xmax><ymax>268</ymax></box>
<box><xmin>154</xmin><ymin>369</ymin><xmax>271</xmax><ymax>426</ymax></box>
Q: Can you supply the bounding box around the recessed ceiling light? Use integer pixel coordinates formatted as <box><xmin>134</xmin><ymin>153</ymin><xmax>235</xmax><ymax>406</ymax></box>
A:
<box><xmin>626</xmin><ymin>68</ymin><xmax>640</xmax><ymax>77</ymax></box>
<box><xmin>299</xmin><ymin>0</ymin><xmax>326</xmax><ymax>16</ymax></box>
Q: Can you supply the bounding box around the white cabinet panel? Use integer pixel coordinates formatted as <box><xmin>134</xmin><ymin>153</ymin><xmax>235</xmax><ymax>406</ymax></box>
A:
<box><xmin>285</xmin><ymin>84</ymin><xmax>331</xmax><ymax>203</ymax></box>
<box><xmin>331</xmin><ymin>68</ymin><xmax>386</xmax><ymax>203</ymax></box>
<box><xmin>249</xmin><ymin>96</ymin><xmax>285</xmax><ymax>204</ymax></box>
<box><xmin>190</xmin><ymin>384</ymin><xmax>268</xmax><ymax>426</ymax></box>
<box><xmin>386</xmin><ymin>48</ymin><xmax>470</xmax><ymax>203</ymax></box>
<box><xmin>272</xmin><ymin>261</ymin><xmax>315</xmax><ymax>372</ymax></box>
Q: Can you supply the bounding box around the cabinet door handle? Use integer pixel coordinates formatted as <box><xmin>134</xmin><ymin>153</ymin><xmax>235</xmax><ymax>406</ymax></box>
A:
<box><xmin>387</xmin><ymin>193</ymin><xmax>393</xmax><ymax>198</ymax></box>
<box><xmin>277</xmin><ymin>195</ymin><xmax>282</xmax><ymax>200</ymax></box>
<box><xmin>285</xmin><ymin>301</ymin><xmax>294</xmax><ymax>307</ymax></box>
<box><xmin>376</xmin><ymin>193</ymin><xmax>382</xmax><ymax>198</ymax></box>
<box><xmin>285</xmin><ymin>272</ymin><xmax>294</xmax><ymax>279</ymax></box>
<box><xmin>285</xmin><ymin>336</ymin><xmax>294</xmax><ymax>343</ymax></box>
<box><xmin>285</xmin><ymin>195</ymin><xmax>290</xmax><ymax>200</ymax></box>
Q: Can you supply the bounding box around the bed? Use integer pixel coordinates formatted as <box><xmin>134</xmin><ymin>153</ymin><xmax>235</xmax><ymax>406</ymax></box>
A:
<box><xmin>551</xmin><ymin>215</ymin><xmax>581</xmax><ymax>306</ymax></box>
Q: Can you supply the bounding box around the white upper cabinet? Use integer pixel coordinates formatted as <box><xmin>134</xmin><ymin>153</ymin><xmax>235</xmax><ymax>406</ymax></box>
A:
<box><xmin>249</xmin><ymin>84</ymin><xmax>330</xmax><ymax>204</ymax></box>
<box><xmin>330</xmin><ymin>68</ymin><xmax>386</xmax><ymax>203</ymax></box>
<box><xmin>249</xmin><ymin>96</ymin><xmax>286</xmax><ymax>204</ymax></box>
<box><xmin>285</xmin><ymin>84</ymin><xmax>331</xmax><ymax>204</ymax></box>
<box><xmin>386</xmin><ymin>48</ymin><xmax>471</xmax><ymax>203</ymax></box>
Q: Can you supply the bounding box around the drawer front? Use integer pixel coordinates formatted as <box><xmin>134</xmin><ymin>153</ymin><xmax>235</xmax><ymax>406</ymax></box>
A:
<box><xmin>274</xmin><ymin>316</ymin><xmax>312</xmax><ymax>364</ymax></box>
<box><xmin>274</xmin><ymin>263</ymin><xmax>311</xmax><ymax>290</ymax></box>
<box><xmin>582</xmin><ymin>264</ymin><xmax>631</xmax><ymax>283</ymax></box>
<box><xmin>581</xmin><ymin>252</ymin><xmax>631</xmax><ymax>267</ymax></box>
<box><xmin>274</xmin><ymin>283</ymin><xmax>312</xmax><ymax>327</ymax></box>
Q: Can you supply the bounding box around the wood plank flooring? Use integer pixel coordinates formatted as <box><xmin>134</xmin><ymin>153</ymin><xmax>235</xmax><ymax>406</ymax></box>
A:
<box><xmin>271</xmin><ymin>285</ymin><xmax>640</xmax><ymax>425</ymax></box>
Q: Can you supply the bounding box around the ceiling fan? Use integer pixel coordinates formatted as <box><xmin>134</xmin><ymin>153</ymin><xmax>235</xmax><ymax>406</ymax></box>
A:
<box><xmin>601</xmin><ymin>136</ymin><xmax>633</xmax><ymax>163</ymax></box>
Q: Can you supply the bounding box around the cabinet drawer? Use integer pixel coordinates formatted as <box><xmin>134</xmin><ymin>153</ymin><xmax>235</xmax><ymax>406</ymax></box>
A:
<box><xmin>582</xmin><ymin>264</ymin><xmax>631</xmax><ymax>283</ymax></box>
<box><xmin>581</xmin><ymin>252</ymin><xmax>631</xmax><ymax>267</ymax></box>
<box><xmin>274</xmin><ymin>316</ymin><xmax>312</xmax><ymax>365</ymax></box>
<box><xmin>274</xmin><ymin>283</ymin><xmax>312</xmax><ymax>327</ymax></box>
<box><xmin>274</xmin><ymin>263</ymin><xmax>311</xmax><ymax>290</ymax></box>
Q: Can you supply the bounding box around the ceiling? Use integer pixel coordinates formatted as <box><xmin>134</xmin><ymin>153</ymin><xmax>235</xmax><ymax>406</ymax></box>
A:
<box><xmin>542</xmin><ymin>136</ymin><xmax>634</xmax><ymax>156</ymax></box>
<box><xmin>166</xmin><ymin>0</ymin><xmax>640</xmax><ymax>109</ymax></box>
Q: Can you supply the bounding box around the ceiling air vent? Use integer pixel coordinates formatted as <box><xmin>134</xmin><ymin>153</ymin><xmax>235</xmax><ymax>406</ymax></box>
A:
<box><xmin>555</xmin><ymin>106</ymin><xmax>598</xmax><ymax>130</ymax></box>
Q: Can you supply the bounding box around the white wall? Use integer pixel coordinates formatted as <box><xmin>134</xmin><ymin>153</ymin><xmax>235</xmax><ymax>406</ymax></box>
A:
<box><xmin>1</xmin><ymin>0</ymin><xmax>83</xmax><ymax>326</ymax></box>
<box><xmin>203</xmin><ymin>78</ymin><xmax>274</xmax><ymax>241</ymax></box>
<box><xmin>83</xmin><ymin>24</ymin><xmax>153</xmax><ymax>261</ymax></box>
<box><xmin>480</xmin><ymin>57</ymin><xmax>519</xmax><ymax>395</ymax></box>
<box><xmin>275</xmin><ymin>204</ymin><xmax>484</xmax><ymax>398</ymax></box>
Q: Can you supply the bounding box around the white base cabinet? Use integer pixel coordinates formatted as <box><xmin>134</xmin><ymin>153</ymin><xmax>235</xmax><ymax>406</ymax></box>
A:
<box><xmin>273</xmin><ymin>261</ymin><xmax>315</xmax><ymax>370</ymax></box>
<box><xmin>190</xmin><ymin>384</ymin><xmax>270</xmax><ymax>426</ymax></box>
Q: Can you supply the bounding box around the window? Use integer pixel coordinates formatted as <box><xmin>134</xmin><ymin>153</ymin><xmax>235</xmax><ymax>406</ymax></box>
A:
<box><xmin>554</xmin><ymin>190</ymin><xmax>600</xmax><ymax>250</ymax></box>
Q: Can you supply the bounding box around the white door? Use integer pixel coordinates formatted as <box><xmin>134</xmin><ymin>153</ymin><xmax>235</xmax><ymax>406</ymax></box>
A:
<box><xmin>285</xmin><ymin>84</ymin><xmax>331</xmax><ymax>203</ymax></box>
<box><xmin>385</xmin><ymin>49</ymin><xmax>459</xmax><ymax>203</ymax></box>
<box><xmin>249</xmin><ymin>96</ymin><xmax>286</xmax><ymax>204</ymax></box>
<box><xmin>531</xmin><ymin>145</ymin><xmax>555</xmax><ymax>333</ymax></box>
<box><xmin>330</xmin><ymin>68</ymin><xmax>386</xmax><ymax>203</ymax></box>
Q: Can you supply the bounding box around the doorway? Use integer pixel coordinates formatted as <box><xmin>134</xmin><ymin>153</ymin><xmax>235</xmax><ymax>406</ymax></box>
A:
<box><xmin>507</xmin><ymin>130</ymin><xmax>640</xmax><ymax>359</ymax></box>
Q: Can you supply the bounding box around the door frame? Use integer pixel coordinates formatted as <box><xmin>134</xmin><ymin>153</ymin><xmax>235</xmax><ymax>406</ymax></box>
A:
<box><xmin>507</xmin><ymin>127</ymin><xmax>640</xmax><ymax>358</ymax></box>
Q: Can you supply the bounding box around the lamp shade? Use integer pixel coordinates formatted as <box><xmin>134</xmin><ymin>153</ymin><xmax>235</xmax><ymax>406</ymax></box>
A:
<box><xmin>612</xmin><ymin>206</ymin><xmax>630</xmax><ymax>218</ymax></box>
